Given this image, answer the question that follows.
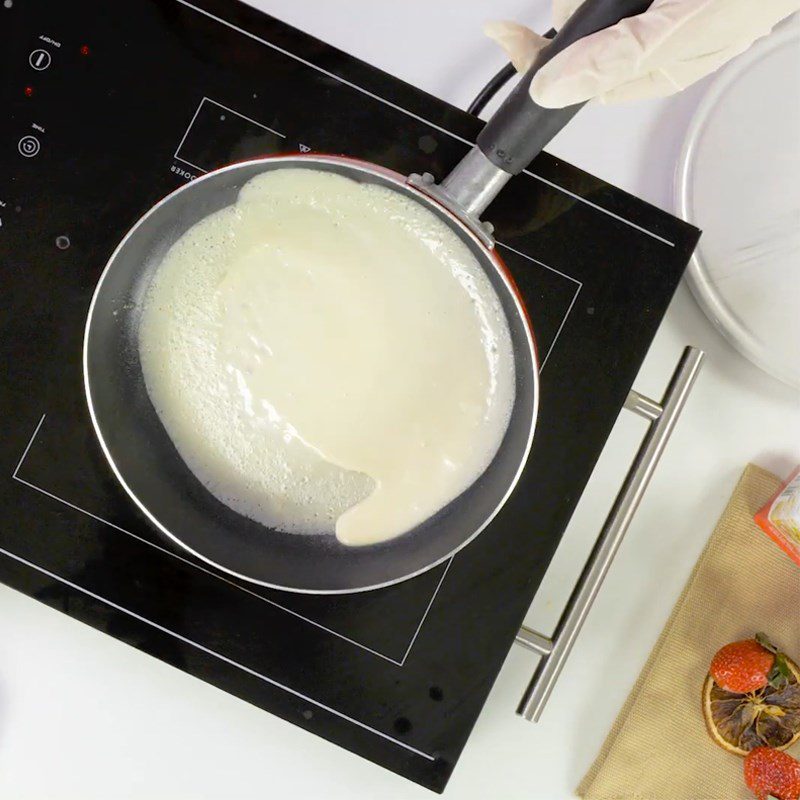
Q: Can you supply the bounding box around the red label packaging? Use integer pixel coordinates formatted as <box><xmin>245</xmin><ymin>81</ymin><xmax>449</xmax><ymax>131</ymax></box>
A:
<box><xmin>755</xmin><ymin>466</ymin><xmax>800</xmax><ymax>567</ymax></box>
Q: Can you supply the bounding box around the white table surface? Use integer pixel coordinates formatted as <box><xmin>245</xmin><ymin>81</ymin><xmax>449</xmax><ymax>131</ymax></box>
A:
<box><xmin>2</xmin><ymin>2</ymin><xmax>798</xmax><ymax>798</ymax></box>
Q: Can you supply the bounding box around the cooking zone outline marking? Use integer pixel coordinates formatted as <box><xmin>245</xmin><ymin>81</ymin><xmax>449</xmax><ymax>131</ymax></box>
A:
<box><xmin>173</xmin><ymin>97</ymin><xmax>286</xmax><ymax>174</ymax></box>
<box><xmin>0</xmin><ymin>543</ymin><xmax>437</xmax><ymax>762</ymax></box>
<box><xmin>11</xmin><ymin>414</ymin><xmax>455</xmax><ymax>667</ymax></box>
<box><xmin>11</xmin><ymin>189</ymin><xmax>578</xmax><ymax>668</ymax></box>
<box><xmin>12</xmin><ymin>113</ymin><xmax>578</xmax><ymax>668</ymax></box>
<box><xmin>173</xmin><ymin>0</ymin><xmax>676</xmax><ymax>248</ymax></box>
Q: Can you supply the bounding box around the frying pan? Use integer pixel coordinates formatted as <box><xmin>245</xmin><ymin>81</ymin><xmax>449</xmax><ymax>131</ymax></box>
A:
<box><xmin>84</xmin><ymin>0</ymin><xmax>652</xmax><ymax>593</ymax></box>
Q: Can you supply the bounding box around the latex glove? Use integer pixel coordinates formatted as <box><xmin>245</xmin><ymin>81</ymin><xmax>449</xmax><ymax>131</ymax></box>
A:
<box><xmin>485</xmin><ymin>0</ymin><xmax>800</xmax><ymax>107</ymax></box>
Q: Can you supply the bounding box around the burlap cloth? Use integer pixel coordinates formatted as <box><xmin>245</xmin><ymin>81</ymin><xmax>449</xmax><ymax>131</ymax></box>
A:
<box><xmin>578</xmin><ymin>464</ymin><xmax>800</xmax><ymax>800</ymax></box>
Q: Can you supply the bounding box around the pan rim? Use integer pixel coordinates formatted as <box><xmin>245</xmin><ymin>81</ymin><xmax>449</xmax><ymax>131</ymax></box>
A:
<box><xmin>83</xmin><ymin>153</ymin><xmax>540</xmax><ymax>594</ymax></box>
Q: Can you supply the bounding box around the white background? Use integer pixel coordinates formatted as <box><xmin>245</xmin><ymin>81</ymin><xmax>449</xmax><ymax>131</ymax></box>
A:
<box><xmin>1</xmin><ymin>2</ymin><xmax>798</xmax><ymax>798</ymax></box>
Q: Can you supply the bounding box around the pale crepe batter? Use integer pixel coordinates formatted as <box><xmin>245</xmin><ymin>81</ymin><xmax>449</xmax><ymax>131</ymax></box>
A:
<box><xmin>138</xmin><ymin>168</ymin><xmax>515</xmax><ymax>546</ymax></box>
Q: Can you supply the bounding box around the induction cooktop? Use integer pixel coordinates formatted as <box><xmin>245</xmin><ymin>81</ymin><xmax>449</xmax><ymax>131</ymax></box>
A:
<box><xmin>0</xmin><ymin>0</ymin><xmax>699</xmax><ymax>792</ymax></box>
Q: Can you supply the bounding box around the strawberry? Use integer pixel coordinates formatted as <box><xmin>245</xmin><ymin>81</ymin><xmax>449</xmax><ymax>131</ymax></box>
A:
<box><xmin>744</xmin><ymin>747</ymin><xmax>800</xmax><ymax>800</ymax></box>
<box><xmin>710</xmin><ymin>638</ymin><xmax>775</xmax><ymax>694</ymax></box>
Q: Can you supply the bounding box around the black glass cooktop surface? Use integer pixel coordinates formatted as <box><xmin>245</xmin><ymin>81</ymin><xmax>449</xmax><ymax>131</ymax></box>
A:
<box><xmin>0</xmin><ymin>0</ymin><xmax>699</xmax><ymax>792</ymax></box>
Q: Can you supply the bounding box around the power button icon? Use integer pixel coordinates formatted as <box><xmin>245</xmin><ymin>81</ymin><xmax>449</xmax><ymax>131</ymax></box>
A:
<box><xmin>18</xmin><ymin>135</ymin><xmax>40</xmax><ymax>157</ymax></box>
<box><xmin>29</xmin><ymin>49</ymin><xmax>51</xmax><ymax>70</ymax></box>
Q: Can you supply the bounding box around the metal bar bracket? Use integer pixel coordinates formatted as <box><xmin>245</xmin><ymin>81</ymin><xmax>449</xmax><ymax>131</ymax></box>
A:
<box><xmin>513</xmin><ymin>346</ymin><xmax>704</xmax><ymax>721</ymax></box>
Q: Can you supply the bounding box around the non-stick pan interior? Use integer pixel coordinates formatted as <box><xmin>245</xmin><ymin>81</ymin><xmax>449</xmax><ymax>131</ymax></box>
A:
<box><xmin>84</xmin><ymin>156</ymin><xmax>537</xmax><ymax>593</ymax></box>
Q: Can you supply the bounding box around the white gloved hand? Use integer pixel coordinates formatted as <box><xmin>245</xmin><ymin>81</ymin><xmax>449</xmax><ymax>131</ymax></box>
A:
<box><xmin>485</xmin><ymin>0</ymin><xmax>800</xmax><ymax>107</ymax></box>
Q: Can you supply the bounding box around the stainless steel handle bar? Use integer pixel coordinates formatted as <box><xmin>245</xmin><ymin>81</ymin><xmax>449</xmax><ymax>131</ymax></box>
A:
<box><xmin>515</xmin><ymin>346</ymin><xmax>704</xmax><ymax>721</ymax></box>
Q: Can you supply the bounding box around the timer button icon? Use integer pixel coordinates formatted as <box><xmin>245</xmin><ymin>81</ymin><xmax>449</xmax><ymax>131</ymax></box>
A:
<box><xmin>18</xmin><ymin>135</ymin><xmax>40</xmax><ymax>157</ymax></box>
<box><xmin>29</xmin><ymin>49</ymin><xmax>51</xmax><ymax>70</ymax></box>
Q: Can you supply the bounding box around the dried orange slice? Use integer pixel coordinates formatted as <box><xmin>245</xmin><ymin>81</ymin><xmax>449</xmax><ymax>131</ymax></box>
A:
<box><xmin>703</xmin><ymin>652</ymin><xmax>800</xmax><ymax>756</ymax></box>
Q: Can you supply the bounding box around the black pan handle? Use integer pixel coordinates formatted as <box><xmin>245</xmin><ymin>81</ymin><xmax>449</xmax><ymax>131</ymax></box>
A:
<box><xmin>477</xmin><ymin>0</ymin><xmax>653</xmax><ymax>175</ymax></box>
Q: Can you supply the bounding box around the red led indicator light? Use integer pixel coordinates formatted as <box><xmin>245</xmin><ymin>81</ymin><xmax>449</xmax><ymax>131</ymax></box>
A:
<box><xmin>24</xmin><ymin>86</ymin><xmax>34</xmax><ymax>97</ymax></box>
<box><xmin>80</xmin><ymin>44</ymin><xmax>90</xmax><ymax>56</ymax></box>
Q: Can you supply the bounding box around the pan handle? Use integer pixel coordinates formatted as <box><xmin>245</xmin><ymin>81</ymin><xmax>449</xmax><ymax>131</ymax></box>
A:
<box><xmin>420</xmin><ymin>0</ymin><xmax>653</xmax><ymax>230</ymax></box>
<box><xmin>476</xmin><ymin>0</ymin><xmax>653</xmax><ymax>176</ymax></box>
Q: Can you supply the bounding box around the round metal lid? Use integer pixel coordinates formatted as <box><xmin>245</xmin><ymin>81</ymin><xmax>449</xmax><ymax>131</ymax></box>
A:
<box><xmin>676</xmin><ymin>25</ymin><xmax>800</xmax><ymax>390</ymax></box>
